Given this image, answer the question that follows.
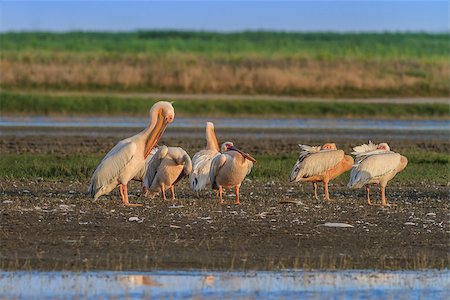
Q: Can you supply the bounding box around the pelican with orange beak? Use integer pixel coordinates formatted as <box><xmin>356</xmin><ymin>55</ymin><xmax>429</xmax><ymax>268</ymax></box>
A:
<box><xmin>209</xmin><ymin>142</ymin><xmax>256</xmax><ymax>205</ymax></box>
<box><xmin>88</xmin><ymin>101</ymin><xmax>174</xmax><ymax>206</ymax></box>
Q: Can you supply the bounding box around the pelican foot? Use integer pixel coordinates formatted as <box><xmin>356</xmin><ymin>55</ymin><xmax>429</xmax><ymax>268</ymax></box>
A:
<box><xmin>123</xmin><ymin>203</ymin><xmax>144</xmax><ymax>207</ymax></box>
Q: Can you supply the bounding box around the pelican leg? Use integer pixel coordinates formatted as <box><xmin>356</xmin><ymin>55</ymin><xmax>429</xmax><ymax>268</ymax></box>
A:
<box><xmin>366</xmin><ymin>185</ymin><xmax>372</xmax><ymax>205</ymax></box>
<box><xmin>323</xmin><ymin>180</ymin><xmax>330</xmax><ymax>201</ymax></box>
<box><xmin>121</xmin><ymin>184</ymin><xmax>143</xmax><ymax>207</ymax></box>
<box><xmin>219</xmin><ymin>186</ymin><xmax>223</xmax><ymax>206</ymax></box>
<box><xmin>381</xmin><ymin>186</ymin><xmax>388</xmax><ymax>206</ymax></box>
<box><xmin>170</xmin><ymin>185</ymin><xmax>176</xmax><ymax>202</ymax></box>
<box><xmin>234</xmin><ymin>186</ymin><xmax>240</xmax><ymax>205</ymax></box>
<box><xmin>312</xmin><ymin>182</ymin><xmax>318</xmax><ymax>200</ymax></box>
<box><xmin>161</xmin><ymin>184</ymin><xmax>167</xmax><ymax>201</ymax></box>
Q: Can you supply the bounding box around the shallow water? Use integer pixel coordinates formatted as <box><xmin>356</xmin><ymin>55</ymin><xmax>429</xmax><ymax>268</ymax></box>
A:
<box><xmin>1</xmin><ymin>270</ymin><xmax>448</xmax><ymax>299</ymax></box>
<box><xmin>1</xmin><ymin>116</ymin><xmax>448</xmax><ymax>131</ymax></box>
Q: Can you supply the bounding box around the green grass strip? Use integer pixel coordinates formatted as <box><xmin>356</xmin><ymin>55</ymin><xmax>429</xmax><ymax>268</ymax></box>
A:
<box><xmin>1</xmin><ymin>92</ymin><xmax>448</xmax><ymax>118</ymax></box>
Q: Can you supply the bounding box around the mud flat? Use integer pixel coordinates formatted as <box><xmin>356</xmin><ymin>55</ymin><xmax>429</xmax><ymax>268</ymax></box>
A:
<box><xmin>0</xmin><ymin>126</ymin><xmax>448</xmax><ymax>271</ymax></box>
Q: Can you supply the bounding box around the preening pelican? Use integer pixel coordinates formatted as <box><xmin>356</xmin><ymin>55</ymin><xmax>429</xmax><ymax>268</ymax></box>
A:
<box><xmin>348</xmin><ymin>141</ymin><xmax>408</xmax><ymax>206</ymax></box>
<box><xmin>143</xmin><ymin>146</ymin><xmax>192</xmax><ymax>201</ymax></box>
<box><xmin>210</xmin><ymin>142</ymin><xmax>256</xmax><ymax>205</ymax></box>
<box><xmin>190</xmin><ymin>122</ymin><xmax>221</xmax><ymax>192</ymax></box>
<box><xmin>88</xmin><ymin>102</ymin><xmax>174</xmax><ymax>206</ymax></box>
<box><xmin>289</xmin><ymin>143</ymin><xmax>353</xmax><ymax>200</ymax></box>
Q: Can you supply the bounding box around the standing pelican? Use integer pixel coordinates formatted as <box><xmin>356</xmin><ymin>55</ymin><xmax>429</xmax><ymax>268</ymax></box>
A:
<box><xmin>190</xmin><ymin>122</ymin><xmax>221</xmax><ymax>192</ymax></box>
<box><xmin>88</xmin><ymin>102</ymin><xmax>175</xmax><ymax>206</ymax></box>
<box><xmin>143</xmin><ymin>146</ymin><xmax>192</xmax><ymax>201</ymax></box>
<box><xmin>289</xmin><ymin>143</ymin><xmax>353</xmax><ymax>200</ymax></box>
<box><xmin>348</xmin><ymin>141</ymin><xmax>408</xmax><ymax>206</ymax></box>
<box><xmin>209</xmin><ymin>142</ymin><xmax>256</xmax><ymax>205</ymax></box>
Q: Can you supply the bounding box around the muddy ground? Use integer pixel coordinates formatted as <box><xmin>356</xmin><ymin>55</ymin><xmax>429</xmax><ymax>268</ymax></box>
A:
<box><xmin>0</xmin><ymin>128</ymin><xmax>449</xmax><ymax>271</ymax></box>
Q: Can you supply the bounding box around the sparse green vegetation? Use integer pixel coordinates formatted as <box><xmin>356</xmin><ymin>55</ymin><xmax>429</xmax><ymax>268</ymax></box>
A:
<box><xmin>1</xmin><ymin>151</ymin><xmax>447</xmax><ymax>185</ymax></box>
<box><xmin>1</xmin><ymin>91</ymin><xmax>448</xmax><ymax>118</ymax></box>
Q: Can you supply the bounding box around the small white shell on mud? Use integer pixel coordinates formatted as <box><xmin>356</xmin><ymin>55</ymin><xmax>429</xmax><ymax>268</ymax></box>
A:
<box><xmin>426</xmin><ymin>213</ymin><xmax>436</xmax><ymax>217</ymax></box>
<box><xmin>170</xmin><ymin>225</ymin><xmax>181</xmax><ymax>229</ymax></box>
<box><xmin>321</xmin><ymin>222</ymin><xmax>354</xmax><ymax>228</ymax></box>
<box><xmin>2</xmin><ymin>200</ymin><xmax>13</xmax><ymax>204</ymax></box>
<box><xmin>128</xmin><ymin>217</ymin><xmax>140</xmax><ymax>222</ymax></box>
<box><xmin>404</xmin><ymin>222</ymin><xmax>417</xmax><ymax>226</ymax></box>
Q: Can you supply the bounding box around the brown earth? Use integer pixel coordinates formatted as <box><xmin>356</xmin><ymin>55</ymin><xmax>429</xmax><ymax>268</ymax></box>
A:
<box><xmin>0</xmin><ymin>131</ymin><xmax>449</xmax><ymax>271</ymax></box>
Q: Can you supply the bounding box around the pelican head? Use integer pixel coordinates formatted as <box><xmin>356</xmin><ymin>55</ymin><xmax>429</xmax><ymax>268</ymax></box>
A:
<box><xmin>321</xmin><ymin>143</ymin><xmax>337</xmax><ymax>151</ymax></box>
<box><xmin>144</xmin><ymin>101</ymin><xmax>175</xmax><ymax>158</ymax></box>
<box><xmin>222</xmin><ymin>141</ymin><xmax>256</xmax><ymax>163</ymax></box>
<box><xmin>377</xmin><ymin>143</ymin><xmax>390</xmax><ymax>151</ymax></box>
<box><xmin>221</xmin><ymin>141</ymin><xmax>234</xmax><ymax>152</ymax></box>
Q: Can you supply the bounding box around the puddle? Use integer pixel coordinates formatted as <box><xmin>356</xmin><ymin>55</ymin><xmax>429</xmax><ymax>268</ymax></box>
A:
<box><xmin>1</xmin><ymin>270</ymin><xmax>448</xmax><ymax>299</ymax></box>
<box><xmin>1</xmin><ymin>116</ymin><xmax>448</xmax><ymax>131</ymax></box>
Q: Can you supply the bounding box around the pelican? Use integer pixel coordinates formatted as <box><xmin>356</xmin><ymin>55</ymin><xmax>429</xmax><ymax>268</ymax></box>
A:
<box><xmin>190</xmin><ymin>122</ymin><xmax>221</xmax><ymax>192</ymax></box>
<box><xmin>348</xmin><ymin>141</ymin><xmax>408</xmax><ymax>206</ymax></box>
<box><xmin>289</xmin><ymin>143</ymin><xmax>354</xmax><ymax>200</ymax></box>
<box><xmin>209</xmin><ymin>142</ymin><xmax>256</xmax><ymax>205</ymax></box>
<box><xmin>143</xmin><ymin>146</ymin><xmax>192</xmax><ymax>201</ymax></box>
<box><xmin>88</xmin><ymin>101</ymin><xmax>174</xmax><ymax>206</ymax></box>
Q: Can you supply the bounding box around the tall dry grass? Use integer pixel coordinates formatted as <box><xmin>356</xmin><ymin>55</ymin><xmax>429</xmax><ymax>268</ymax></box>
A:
<box><xmin>1</xmin><ymin>53</ymin><xmax>448</xmax><ymax>97</ymax></box>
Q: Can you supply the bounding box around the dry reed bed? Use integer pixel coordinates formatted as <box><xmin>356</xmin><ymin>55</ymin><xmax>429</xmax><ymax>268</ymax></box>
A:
<box><xmin>1</xmin><ymin>53</ymin><xmax>448</xmax><ymax>97</ymax></box>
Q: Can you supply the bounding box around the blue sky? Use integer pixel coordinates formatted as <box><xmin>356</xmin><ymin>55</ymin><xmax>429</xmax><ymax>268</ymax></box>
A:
<box><xmin>0</xmin><ymin>1</ymin><xmax>448</xmax><ymax>32</ymax></box>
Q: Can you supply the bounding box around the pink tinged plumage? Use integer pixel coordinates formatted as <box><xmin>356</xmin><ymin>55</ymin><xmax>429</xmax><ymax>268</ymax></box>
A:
<box><xmin>348</xmin><ymin>141</ymin><xmax>408</xmax><ymax>206</ymax></box>
<box><xmin>143</xmin><ymin>146</ymin><xmax>192</xmax><ymax>201</ymax></box>
<box><xmin>290</xmin><ymin>143</ymin><xmax>353</xmax><ymax>200</ymax></box>
<box><xmin>209</xmin><ymin>143</ymin><xmax>255</xmax><ymax>205</ymax></box>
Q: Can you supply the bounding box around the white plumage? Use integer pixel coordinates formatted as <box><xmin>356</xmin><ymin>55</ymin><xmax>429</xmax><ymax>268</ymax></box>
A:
<box><xmin>190</xmin><ymin>122</ymin><xmax>221</xmax><ymax>191</ymax></box>
<box><xmin>347</xmin><ymin>141</ymin><xmax>408</xmax><ymax>206</ymax></box>
<box><xmin>88</xmin><ymin>101</ymin><xmax>175</xmax><ymax>206</ymax></box>
<box><xmin>88</xmin><ymin>139</ymin><xmax>137</xmax><ymax>200</ymax></box>
<box><xmin>348</xmin><ymin>152</ymin><xmax>401</xmax><ymax>189</ymax></box>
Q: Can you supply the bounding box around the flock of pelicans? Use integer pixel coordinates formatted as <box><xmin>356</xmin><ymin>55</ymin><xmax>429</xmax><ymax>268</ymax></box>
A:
<box><xmin>88</xmin><ymin>101</ymin><xmax>408</xmax><ymax>207</ymax></box>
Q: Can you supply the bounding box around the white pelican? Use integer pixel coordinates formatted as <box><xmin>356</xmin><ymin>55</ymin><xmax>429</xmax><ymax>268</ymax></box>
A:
<box><xmin>88</xmin><ymin>101</ymin><xmax>174</xmax><ymax>206</ymax></box>
<box><xmin>143</xmin><ymin>146</ymin><xmax>192</xmax><ymax>201</ymax></box>
<box><xmin>348</xmin><ymin>141</ymin><xmax>408</xmax><ymax>206</ymax></box>
<box><xmin>190</xmin><ymin>122</ymin><xmax>221</xmax><ymax>192</ymax></box>
<box><xmin>209</xmin><ymin>142</ymin><xmax>256</xmax><ymax>205</ymax></box>
<box><xmin>289</xmin><ymin>143</ymin><xmax>353</xmax><ymax>200</ymax></box>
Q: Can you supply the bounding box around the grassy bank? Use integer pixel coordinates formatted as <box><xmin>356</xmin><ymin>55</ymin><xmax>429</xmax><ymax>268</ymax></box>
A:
<box><xmin>0</xmin><ymin>152</ymin><xmax>447</xmax><ymax>185</ymax></box>
<box><xmin>1</xmin><ymin>91</ymin><xmax>448</xmax><ymax>118</ymax></box>
<box><xmin>1</xmin><ymin>31</ymin><xmax>448</xmax><ymax>97</ymax></box>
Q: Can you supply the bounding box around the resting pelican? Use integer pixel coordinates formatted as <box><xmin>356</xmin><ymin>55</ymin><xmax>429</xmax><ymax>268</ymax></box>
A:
<box><xmin>190</xmin><ymin>122</ymin><xmax>221</xmax><ymax>192</ymax></box>
<box><xmin>210</xmin><ymin>142</ymin><xmax>256</xmax><ymax>205</ymax></box>
<box><xmin>348</xmin><ymin>141</ymin><xmax>408</xmax><ymax>206</ymax></box>
<box><xmin>143</xmin><ymin>146</ymin><xmax>192</xmax><ymax>201</ymax></box>
<box><xmin>289</xmin><ymin>143</ymin><xmax>353</xmax><ymax>200</ymax></box>
<box><xmin>88</xmin><ymin>101</ymin><xmax>174</xmax><ymax>206</ymax></box>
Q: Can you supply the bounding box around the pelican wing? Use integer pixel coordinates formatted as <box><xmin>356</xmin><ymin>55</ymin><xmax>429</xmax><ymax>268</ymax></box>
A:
<box><xmin>88</xmin><ymin>140</ymin><xmax>137</xmax><ymax>199</ymax></box>
<box><xmin>190</xmin><ymin>149</ymin><xmax>220</xmax><ymax>191</ymax></box>
<box><xmin>290</xmin><ymin>149</ymin><xmax>344</xmax><ymax>182</ymax></box>
<box><xmin>209</xmin><ymin>154</ymin><xmax>227</xmax><ymax>190</ymax></box>
<box><xmin>143</xmin><ymin>146</ymin><xmax>169</xmax><ymax>188</ymax></box>
<box><xmin>348</xmin><ymin>152</ymin><xmax>401</xmax><ymax>188</ymax></box>
<box><xmin>170</xmin><ymin>148</ymin><xmax>193</xmax><ymax>186</ymax></box>
<box><xmin>132</xmin><ymin>147</ymin><xmax>158</xmax><ymax>182</ymax></box>
<box><xmin>246</xmin><ymin>160</ymin><xmax>253</xmax><ymax>175</ymax></box>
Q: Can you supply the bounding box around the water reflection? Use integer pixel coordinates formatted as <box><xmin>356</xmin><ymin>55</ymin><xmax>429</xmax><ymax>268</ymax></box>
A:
<box><xmin>0</xmin><ymin>270</ymin><xmax>448</xmax><ymax>299</ymax></box>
